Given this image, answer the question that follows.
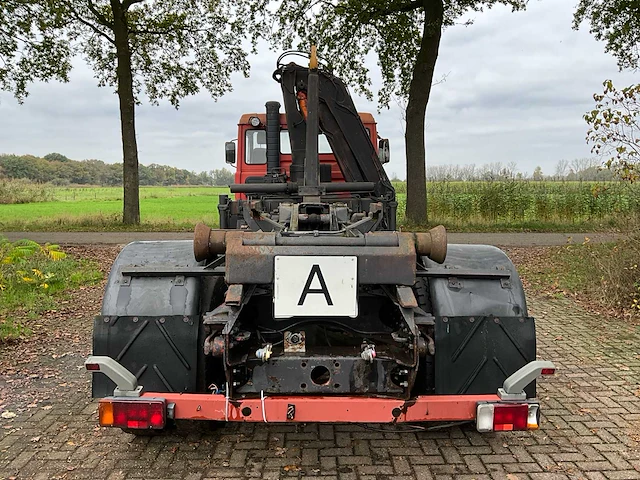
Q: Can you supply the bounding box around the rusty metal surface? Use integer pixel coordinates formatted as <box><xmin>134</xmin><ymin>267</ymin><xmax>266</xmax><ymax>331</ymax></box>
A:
<box><xmin>194</xmin><ymin>223</ymin><xmax>228</xmax><ymax>261</ymax></box>
<box><xmin>225</xmin><ymin>284</ymin><xmax>244</xmax><ymax>306</ymax></box>
<box><xmin>224</xmin><ymin>230</ymin><xmax>417</xmax><ymax>285</ymax></box>
<box><xmin>204</xmin><ymin>335</ymin><xmax>225</xmax><ymax>357</ymax></box>
<box><xmin>235</xmin><ymin>355</ymin><xmax>404</xmax><ymax>395</ymax></box>
<box><xmin>194</xmin><ymin>224</ymin><xmax>451</xmax><ymax>286</ymax></box>
<box><xmin>413</xmin><ymin>225</ymin><xmax>447</xmax><ymax>263</ymax></box>
<box><xmin>396</xmin><ymin>286</ymin><xmax>418</xmax><ymax>308</ymax></box>
<box><xmin>284</xmin><ymin>331</ymin><xmax>306</xmax><ymax>353</ymax></box>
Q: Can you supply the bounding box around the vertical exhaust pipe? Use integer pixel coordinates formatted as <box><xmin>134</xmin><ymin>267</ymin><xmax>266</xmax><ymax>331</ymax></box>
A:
<box><xmin>265</xmin><ymin>101</ymin><xmax>281</xmax><ymax>175</ymax></box>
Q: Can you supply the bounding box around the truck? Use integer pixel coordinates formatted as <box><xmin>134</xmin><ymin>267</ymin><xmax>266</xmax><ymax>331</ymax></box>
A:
<box><xmin>86</xmin><ymin>49</ymin><xmax>554</xmax><ymax>434</ymax></box>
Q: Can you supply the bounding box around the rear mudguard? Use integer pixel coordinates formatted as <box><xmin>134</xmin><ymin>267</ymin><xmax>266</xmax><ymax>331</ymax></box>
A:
<box><xmin>93</xmin><ymin>241</ymin><xmax>204</xmax><ymax>398</ymax></box>
<box><xmin>423</xmin><ymin>244</ymin><xmax>536</xmax><ymax>397</ymax></box>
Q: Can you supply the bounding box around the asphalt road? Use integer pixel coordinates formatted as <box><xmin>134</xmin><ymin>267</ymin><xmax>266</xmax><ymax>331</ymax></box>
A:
<box><xmin>1</xmin><ymin>231</ymin><xmax>621</xmax><ymax>246</ymax></box>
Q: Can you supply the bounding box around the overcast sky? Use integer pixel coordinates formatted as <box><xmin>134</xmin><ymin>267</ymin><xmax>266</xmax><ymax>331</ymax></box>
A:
<box><xmin>0</xmin><ymin>0</ymin><xmax>637</xmax><ymax>179</ymax></box>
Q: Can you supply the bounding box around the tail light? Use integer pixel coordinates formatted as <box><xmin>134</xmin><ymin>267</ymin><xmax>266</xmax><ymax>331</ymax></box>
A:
<box><xmin>99</xmin><ymin>398</ymin><xmax>166</xmax><ymax>430</ymax></box>
<box><xmin>476</xmin><ymin>403</ymin><xmax>539</xmax><ymax>432</ymax></box>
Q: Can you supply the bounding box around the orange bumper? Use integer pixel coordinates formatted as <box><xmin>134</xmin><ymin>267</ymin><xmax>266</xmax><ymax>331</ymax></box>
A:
<box><xmin>142</xmin><ymin>393</ymin><xmax>500</xmax><ymax>423</ymax></box>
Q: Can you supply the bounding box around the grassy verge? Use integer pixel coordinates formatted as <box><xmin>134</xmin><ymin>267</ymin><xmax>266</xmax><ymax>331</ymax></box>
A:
<box><xmin>516</xmin><ymin>234</ymin><xmax>640</xmax><ymax>319</ymax></box>
<box><xmin>0</xmin><ymin>239</ymin><xmax>103</xmax><ymax>342</ymax></box>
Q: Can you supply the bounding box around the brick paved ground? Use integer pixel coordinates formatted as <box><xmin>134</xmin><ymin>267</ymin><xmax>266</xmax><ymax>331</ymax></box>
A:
<box><xmin>1</xmin><ymin>296</ymin><xmax>639</xmax><ymax>480</ymax></box>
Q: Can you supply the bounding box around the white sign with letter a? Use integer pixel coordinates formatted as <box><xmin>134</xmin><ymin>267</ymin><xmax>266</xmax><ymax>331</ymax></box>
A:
<box><xmin>274</xmin><ymin>256</ymin><xmax>358</xmax><ymax>318</ymax></box>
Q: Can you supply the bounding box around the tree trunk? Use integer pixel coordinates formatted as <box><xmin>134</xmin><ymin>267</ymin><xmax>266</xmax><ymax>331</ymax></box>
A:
<box><xmin>405</xmin><ymin>0</ymin><xmax>444</xmax><ymax>224</ymax></box>
<box><xmin>111</xmin><ymin>0</ymin><xmax>140</xmax><ymax>225</ymax></box>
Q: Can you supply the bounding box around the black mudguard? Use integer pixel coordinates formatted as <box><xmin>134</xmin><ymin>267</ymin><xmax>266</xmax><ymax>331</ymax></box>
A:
<box><xmin>92</xmin><ymin>241</ymin><xmax>203</xmax><ymax>398</ymax></box>
<box><xmin>424</xmin><ymin>244</ymin><xmax>536</xmax><ymax>397</ymax></box>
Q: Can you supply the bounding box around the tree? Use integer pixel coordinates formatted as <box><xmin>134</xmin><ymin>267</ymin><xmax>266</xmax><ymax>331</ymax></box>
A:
<box><xmin>3</xmin><ymin>1</ymin><xmax>261</xmax><ymax>224</ymax></box>
<box><xmin>0</xmin><ymin>1</ymin><xmax>71</xmax><ymax>102</ymax></box>
<box><xmin>210</xmin><ymin>168</ymin><xmax>235</xmax><ymax>186</ymax></box>
<box><xmin>584</xmin><ymin>80</ymin><xmax>639</xmax><ymax>182</ymax></box>
<box><xmin>269</xmin><ymin>0</ymin><xmax>526</xmax><ymax>223</ymax></box>
<box><xmin>44</xmin><ymin>152</ymin><xmax>70</xmax><ymax>162</ymax></box>
<box><xmin>573</xmin><ymin>2</ymin><xmax>639</xmax><ymax>183</ymax></box>
<box><xmin>532</xmin><ymin>166</ymin><xmax>543</xmax><ymax>181</ymax></box>
<box><xmin>554</xmin><ymin>159</ymin><xmax>569</xmax><ymax>180</ymax></box>
<box><xmin>573</xmin><ymin>0</ymin><xmax>640</xmax><ymax>71</ymax></box>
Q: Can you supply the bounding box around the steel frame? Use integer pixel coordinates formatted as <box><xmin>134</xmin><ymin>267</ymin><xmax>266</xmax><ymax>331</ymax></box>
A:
<box><xmin>141</xmin><ymin>392</ymin><xmax>500</xmax><ymax>423</ymax></box>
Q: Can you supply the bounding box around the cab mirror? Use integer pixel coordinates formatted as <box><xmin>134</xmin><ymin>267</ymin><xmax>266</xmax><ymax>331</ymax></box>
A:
<box><xmin>378</xmin><ymin>138</ymin><xmax>390</xmax><ymax>164</ymax></box>
<box><xmin>225</xmin><ymin>141</ymin><xmax>236</xmax><ymax>165</ymax></box>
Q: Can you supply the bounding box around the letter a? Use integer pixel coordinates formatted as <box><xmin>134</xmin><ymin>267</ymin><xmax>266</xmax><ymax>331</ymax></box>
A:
<box><xmin>298</xmin><ymin>264</ymin><xmax>333</xmax><ymax>306</ymax></box>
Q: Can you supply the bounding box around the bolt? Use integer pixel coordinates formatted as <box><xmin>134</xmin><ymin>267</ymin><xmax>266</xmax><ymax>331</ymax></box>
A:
<box><xmin>469</xmin><ymin>317</ymin><xmax>475</xmax><ymax>323</ymax></box>
<box><xmin>183</xmin><ymin>316</ymin><xmax>189</xmax><ymax>323</ymax></box>
<box><xmin>197</xmin><ymin>405</ymin><xmax>201</xmax><ymax>411</ymax></box>
<box><xmin>159</xmin><ymin>317</ymin><xmax>165</xmax><ymax>324</ymax></box>
<box><xmin>493</xmin><ymin>318</ymin><xmax>500</xmax><ymax>324</ymax></box>
<box><xmin>290</xmin><ymin>333</ymin><xmax>301</xmax><ymax>344</ymax></box>
<box><xmin>442</xmin><ymin>317</ymin><xmax>448</xmax><ymax>323</ymax></box>
<box><xmin>132</xmin><ymin>317</ymin><xmax>138</xmax><ymax>323</ymax></box>
<box><xmin>103</xmin><ymin>317</ymin><xmax>110</xmax><ymax>323</ymax></box>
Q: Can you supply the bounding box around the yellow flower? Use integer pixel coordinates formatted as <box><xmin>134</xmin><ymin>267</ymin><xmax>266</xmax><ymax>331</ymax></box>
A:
<box><xmin>22</xmin><ymin>276</ymin><xmax>34</xmax><ymax>282</ymax></box>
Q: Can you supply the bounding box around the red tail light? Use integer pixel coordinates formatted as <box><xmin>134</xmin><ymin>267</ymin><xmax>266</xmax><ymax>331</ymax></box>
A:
<box><xmin>477</xmin><ymin>402</ymin><xmax>539</xmax><ymax>432</ymax></box>
<box><xmin>493</xmin><ymin>404</ymin><xmax>528</xmax><ymax>431</ymax></box>
<box><xmin>99</xmin><ymin>399</ymin><xmax>166</xmax><ymax>429</ymax></box>
<box><xmin>541</xmin><ymin>368</ymin><xmax>555</xmax><ymax>375</ymax></box>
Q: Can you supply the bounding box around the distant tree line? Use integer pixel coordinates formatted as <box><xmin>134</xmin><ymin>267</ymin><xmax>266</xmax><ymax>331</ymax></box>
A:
<box><xmin>426</xmin><ymin>158</ymin><xmax>615</xmax><ymax>182</ymax></box>
<box><xmin>0</xmin><ymin>153</ymin><xmax>234</xmax><ymax>187</ymax></box>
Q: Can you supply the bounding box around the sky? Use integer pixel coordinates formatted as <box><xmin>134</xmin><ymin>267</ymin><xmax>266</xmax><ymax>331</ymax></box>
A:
<box><xmin>0</xmin><ymin>0</ymin><xmax>637</xmax><ymax>180</ymax></box>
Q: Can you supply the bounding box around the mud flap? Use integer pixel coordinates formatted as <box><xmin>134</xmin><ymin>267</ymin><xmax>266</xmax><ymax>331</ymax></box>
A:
<box><xmin>434</xmin><ymin>315</ymin><xmax>536</xmax><ymax>397</ymax></box>
<box><xmin>92</xmin><ymin>315</ymin><xmax>199</xmax><ymax>398</ymax></box>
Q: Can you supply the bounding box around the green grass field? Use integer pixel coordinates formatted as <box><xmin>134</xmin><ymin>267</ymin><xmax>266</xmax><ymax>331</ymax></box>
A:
<box><xmin>50</xmin><ymin>185</ymin><xmax>229</xmax><ymax>201</ymax></box>
<box><xmin>0</xmin><ymin>182</ymin><xmax>638</xmax><ymax>232</ymax></box>
<box><xmin>0</xmin><ymin>186</ymin><xmax>227</xmax><ymax>231</ymax></box>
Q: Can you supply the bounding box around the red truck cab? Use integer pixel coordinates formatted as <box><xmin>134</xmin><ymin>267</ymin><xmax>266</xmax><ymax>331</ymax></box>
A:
<box><xmin>226</xmin><ymin>112</ymin><xmax>382</xmax><ymax>197</ymax></box>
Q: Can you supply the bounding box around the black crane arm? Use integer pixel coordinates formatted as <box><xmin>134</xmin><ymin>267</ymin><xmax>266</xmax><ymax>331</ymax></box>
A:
<box><xmin>274</xmin><ymin>63</ymin><xmax>395</xmax><ymax>200</ymax></box>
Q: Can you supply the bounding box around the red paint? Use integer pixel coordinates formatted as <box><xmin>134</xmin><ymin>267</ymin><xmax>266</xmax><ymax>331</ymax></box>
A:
<box><xmin>233</xmin><ymin>113</ymin><xmax>379</xmax><ymax>199</ymax></box>
<box><xmin>140</xmin><ymin>393</ymin><xmax>500</xmax><ymax>423</ymax></box>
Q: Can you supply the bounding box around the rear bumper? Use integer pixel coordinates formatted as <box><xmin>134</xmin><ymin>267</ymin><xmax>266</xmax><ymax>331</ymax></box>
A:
<box><xmin>140</xmin><ymin>392</ymin><xmax>500</xmax><ymax>423</ymax></box>
<box><xmin>87</xmin><ymin>356</ymin><xmax>554</xmax><ymax>431</ymax></box>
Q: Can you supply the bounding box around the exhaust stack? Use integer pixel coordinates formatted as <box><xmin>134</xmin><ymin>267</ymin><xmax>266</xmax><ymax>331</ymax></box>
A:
<box><xmin>265</xmin><ymin>101</ymin><xmax>281</xmax><ymax>175</ymax></box>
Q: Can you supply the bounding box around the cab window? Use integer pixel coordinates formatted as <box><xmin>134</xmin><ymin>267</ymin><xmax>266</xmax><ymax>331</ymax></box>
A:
<box><xmin>245</xmin><ymin>130</ymin><xmax>267</xmax><ymax>164</ymax></box>
<box><xmin>280</xmin><ymin>131</ymin><xmax>333</xmax><ymax>154</ymax></box>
